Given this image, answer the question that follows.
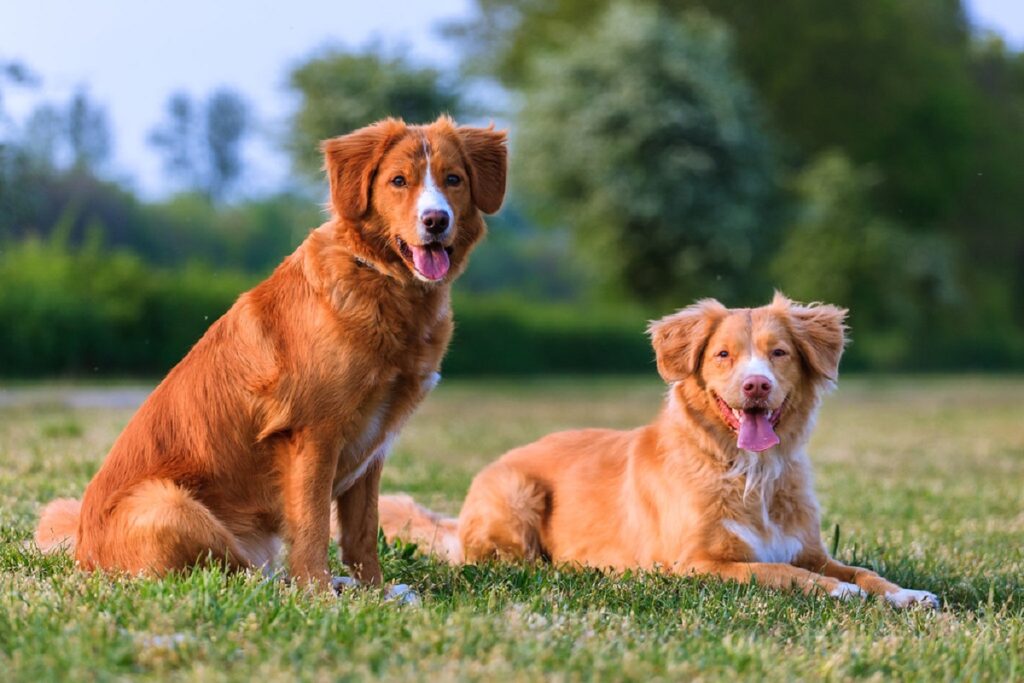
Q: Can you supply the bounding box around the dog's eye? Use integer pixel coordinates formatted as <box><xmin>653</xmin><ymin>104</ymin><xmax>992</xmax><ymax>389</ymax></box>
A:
<box><xmin>391</xmin><ymin>175</ymin><xmax>407</xmax><ymax>188</ymax></box>
<box><xmin>716</xmin><ymin>350</ymin><xmax>729</xmax><ymax>359</ymax></box>
<box><xmin>772</xmin><ymin>348</ymin><xmax>788</xmax><ymax>358</ymax></box>
<box><xmin>445</xmin><ymin>174</ymin><xmax>462</xmax><ymax>187</ymax></box>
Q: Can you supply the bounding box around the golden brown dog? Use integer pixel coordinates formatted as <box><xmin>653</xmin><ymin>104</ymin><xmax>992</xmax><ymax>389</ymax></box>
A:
<box><xmin>35</xmin><ymin>116</ymin><xmax>507</xmax><ymax>593</ymax></box>
<box><xmin>379</xmin><ymin>294</ymin><xmax>939</xmax><ymax>608</ymax></box>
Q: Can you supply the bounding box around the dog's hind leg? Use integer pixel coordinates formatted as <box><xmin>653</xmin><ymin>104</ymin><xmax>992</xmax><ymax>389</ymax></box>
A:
<box><xmin>77</xmin><ymin>479</ymin><xmax>249</xmax><ymax>575</ymax></box>
<box><xmin>458</xmin><ymin>464</ymin><xmax>549</xmax><ymax>563</ymax></box>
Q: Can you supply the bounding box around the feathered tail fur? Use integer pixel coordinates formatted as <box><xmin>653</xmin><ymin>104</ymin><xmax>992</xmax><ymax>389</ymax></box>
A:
<box><xmin>35</xmin><ymin>497</ymin><xmax>82</xmax><ymax>554</ymax></box>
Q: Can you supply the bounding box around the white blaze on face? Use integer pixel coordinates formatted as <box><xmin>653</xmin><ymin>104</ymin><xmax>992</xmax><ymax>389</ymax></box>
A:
<box><xmin>740</xmin><ymin>354</ymin><xmax>776</xmax><ymax>387</ymax></box>
<box><xmin>416</xmin><ymin>139</ymin><xmax>453</xmax><ymax>241</ymax></box>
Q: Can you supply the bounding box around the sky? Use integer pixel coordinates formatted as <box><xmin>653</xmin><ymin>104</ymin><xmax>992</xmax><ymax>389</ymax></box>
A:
<box><xmin>2</xmin><ymin>0</ymin><xmax>1023</xmax><ymax>199</ymax></box>
<box><xmin>0</xmin><ymin>0</ymin><xmax>473</xmax><ymax>197</ymax></box>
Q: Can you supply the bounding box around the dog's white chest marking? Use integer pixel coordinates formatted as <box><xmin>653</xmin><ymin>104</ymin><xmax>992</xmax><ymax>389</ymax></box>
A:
<box><xmin>723</xmin><ymin>518</ymin><xmax>802</xmax><ymax>563</ymax></box>
<box><xmin>721</xmin><ymin>448</ymin><xmax>801</xmax><ymax>562</ymax></box>
<box><xmin>333</xmin><ymin>373</ymin><xmax>440</xmax><ymax>497</ymax></box>
<box><xmin>334</xmin><ymin>400</ymin><xmax>394</xmax><ymax>496</ymax></box>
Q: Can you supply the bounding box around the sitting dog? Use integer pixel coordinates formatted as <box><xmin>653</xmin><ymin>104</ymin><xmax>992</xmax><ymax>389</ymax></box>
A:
<box><xmin>378</xmin><ymin>294</ymin><xmax>939</xmax><ymax>608</ymax></box>
<box><xmin>35</xmin><ymin>116</ymin><xmax>507</xmax><ymax>593</ymax></box>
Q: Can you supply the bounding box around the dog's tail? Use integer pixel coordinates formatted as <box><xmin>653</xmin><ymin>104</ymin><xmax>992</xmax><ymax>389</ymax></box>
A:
<box><xmin>378</xmin><ymin>494</ymin><xmax>463</xmax><ymax>564</ymax></box>
<box><xmin>35</xmin><ymin>497</ymin><xmax>82</xmax><ymax>554</ymax></box>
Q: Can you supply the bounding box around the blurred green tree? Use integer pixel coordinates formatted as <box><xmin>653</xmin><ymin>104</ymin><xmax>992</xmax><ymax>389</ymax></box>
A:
<box><xmin>286</xmin><ymin>46</ymin><xmax>461</xmax><ymax>177</ymax></box>
<box><xmin>204</xmin><ymin>88</ymin><xmax>249</xmax><ymax>201</ymax></box>
<box><xmin>67</xmin><ymin>88</ymin><xmax>112</xmax><ymax>172</ymax></box>
<box><xmin>0</xmin><ymin>60</ymin><xmax>37</xmax><ymax>129</ymax></box>
<box><xmin>451</xmin><ymin>0</ymin><xmax>977</xmax><ymax>224</ymax></box>
<box><xmin>149</xmin><ymin>88</ymin><xmax>250</xmax><ymax>202</ymax></box>
<box><xmin>6</xmin><ymin>87</ymin><xmax>112</xmax><ymax>175</ymax></box>
<box><xmin>23</xmin><ymin>103</ymin><xmax>64</xmax><ymax>169</ymax></box>
<box><xmin>149</xmin><ymin>92</ymin><xmax>199</xmax><ymax>190</ymax></box>
<box><xmin>452</xmin><ymin>0</ymin><xmax>1024</xmax><ymax>359</ymax></box>
<box><xmin>961</xmin><ymin>37</ymin><xmax>1024</xmax><ymax>326</ymax></box>
<box><xmin>770</xmin><ymin>152</ymin><xmax>958</xmax><ymax>368</ymax></box>
<box><xmin>515</xmin><ymin>4</ymin><xmax>779</xmax><ymax>305</ymax></box>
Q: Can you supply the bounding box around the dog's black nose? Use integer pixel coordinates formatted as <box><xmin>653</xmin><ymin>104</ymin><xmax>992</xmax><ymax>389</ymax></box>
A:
<box><xmin>742</xmin><ymin>375</ymin><xmax>772</xmax><ymax>400</ymax></box>
<box><xmin>421</xmin><ymin>210</ymin><xmax>450</xmax><ymax>235</ymax></box>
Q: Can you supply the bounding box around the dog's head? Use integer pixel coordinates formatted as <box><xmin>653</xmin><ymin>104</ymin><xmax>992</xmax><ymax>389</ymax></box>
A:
<box><xmin>321</xmin><ymin>116</ymin><xmax>507</xmax><ymax>283</ymax></box>
<box><xmin>649</xmin><ymin>293</ymin><xmax>848</xmax><ymax>453</ymax></box>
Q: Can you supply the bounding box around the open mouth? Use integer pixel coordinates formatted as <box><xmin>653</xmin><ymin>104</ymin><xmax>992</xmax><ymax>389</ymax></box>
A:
<box><xmin>713</xmin><ymin>392</ymin><xmax>785</xmax><ymax>453</ymax></box>
<box><xmin>396</xmin><ymin>237</ymin><xmax>453</xmax><ymax>282</ymax></box>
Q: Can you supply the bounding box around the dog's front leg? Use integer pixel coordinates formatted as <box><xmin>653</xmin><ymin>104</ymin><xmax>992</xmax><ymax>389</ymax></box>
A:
<box><xmin>798</xmin><ymin>552</ymin><xmax>939</xmax><ymax>609</ymax></box>
<box><xmin>684</xmin><ymin>559</ymin><xmax>866</xmax><ymax>599</ymax></box>
<box><xmin>281</xmin><ymin>430</ymin><xmax>337</xmax><ymax>592</ymax></box>
<box><xmin>335</xmin><ymin>457</ymin><xmax>384</xmax><ymax>585</ymax></box>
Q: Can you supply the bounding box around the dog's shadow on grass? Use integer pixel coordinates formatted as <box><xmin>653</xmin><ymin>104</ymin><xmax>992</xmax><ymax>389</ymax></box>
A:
<box><xmin>384</xmin><ymin>543</ymin><xmax>1021</xmax><ymax>616</ymax></box>
<box><xmin>11</xmin><ymin>532</ymin><xmax>1015</xmax><ymax>616</ymax></box>
<box><xmin>851</xmin><ymin>554</ymin><xmax>1022</xmax><ymax>614</ymax></box>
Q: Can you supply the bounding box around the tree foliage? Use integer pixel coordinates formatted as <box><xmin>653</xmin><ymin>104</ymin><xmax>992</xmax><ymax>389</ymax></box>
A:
<box><xmin>66</xmin><ymin>89</ymin><xmax>112</xmax><ymax>172</ymax></box>
<box><xmin>148</xmin><ymin>92</ymin><xmax>197</xmax><ymax>188</ymax></box>
<box><xmin>771</xmin><ymin>153</ymin><xmax>959</xmax><ymax>367</ymax></box>
<box><xmin>204</xmin><ymin>89</ymin><xmax>249</xmax><ymax>201</ymax></box>
<box><xmin>4</xmin><ymin>88</ymin><xmax>112</xmax><ymax>175</ymax></box>
<box><xmin>286</xmin><ymin>46</ymin><xmax>462</xmax><ymax>177</ymax></box>
<box><xmin>516</xmin><ymin>4</ymin><xmax>778</xmax><ymax>304</ymax></box>
<box><xmin>148</xmin><ymin>88</ymin><xmax>250</xmax><ymax>202</ymax></box>
<box><xmin>0</xmin><ymin>60</ymin><xmax>37</xmax><ymax>129</ymax></box>
<box><xmin>453</xmin><ymin>0</ymin><xmax>1024</xmax><ymax>361</ymax></box>
<box><xmin>452</xmin><ymin>0</ymin><xmax>980</xmax><ymax>220</ymax></box>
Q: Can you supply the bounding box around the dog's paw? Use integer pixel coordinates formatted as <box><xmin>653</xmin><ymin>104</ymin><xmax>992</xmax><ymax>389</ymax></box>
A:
<box><xmin>884</xmin><ymin>588</ymin><xmax>940</xmax><ymax>610</ymax></box>
<box><xmin>331</xmin><ymin>576</ymin><xmax>360</xmax><ymax>594</ymax></box>
<box><xmin>829</xmin><ymin>582</ymin><xmax>867</xmax><ymax>600</ymax></box>
<box><xmin>384</xmin><ymin>583</ymin><xmax>420</xmax><ymax>606</ymax></box>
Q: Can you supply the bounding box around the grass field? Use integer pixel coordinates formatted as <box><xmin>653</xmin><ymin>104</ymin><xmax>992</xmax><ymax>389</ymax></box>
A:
<box><xmin>1</xmin><ymin>376</ymin><xmax>1022</xmax><ymax>681</ymax></box>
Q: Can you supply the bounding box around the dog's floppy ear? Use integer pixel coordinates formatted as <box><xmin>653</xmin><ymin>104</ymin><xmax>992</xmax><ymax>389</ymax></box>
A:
<box><xmin>321</xmin><ymin>118</ymin><xmax>406</xmax><ymax>221</ymax></box>
<box><xmin>456</xmin><ymin>124</ymin><xmax>508</xmax><ymax>214</ymax></box>
<box><xmin>648</xmin><ymin>299</ymin><xmax>728</xmax><ymax>382</ymax></box>
<box><xmin>774</xmin><ymin>291</ymin><xmax>849</xmax><ymax>382</ymax></box>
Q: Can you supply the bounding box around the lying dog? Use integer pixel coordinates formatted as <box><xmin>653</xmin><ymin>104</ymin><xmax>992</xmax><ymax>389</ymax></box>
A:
<box><xmin>378</xmin><ymin>294</ymin><xmax>939</xmax><ymax>608</ymax></box>
<box><xmin>35</xmin><ymin>116</ymin><xmax>507</xmax><ymax>593</ymax></box>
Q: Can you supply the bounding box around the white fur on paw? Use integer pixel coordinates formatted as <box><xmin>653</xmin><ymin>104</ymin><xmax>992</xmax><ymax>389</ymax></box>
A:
<box><xmin>331</xmin><ymin>576</ymin><xmax>360</xmax><ymax>593</ymax></box>
<box><xmin>885</xmin><ymin>588</ymin><xmax>940</xmax><ymax>609</ymax></box>
<box><xmin>385</xmin><ymin>583</ymin><xmax>420</xmax><ymax>606</ymax></box>
<box><xmin>830</xmin><ymin>582</ymin><xmax>867</xmax><ymax>600</ymax></box>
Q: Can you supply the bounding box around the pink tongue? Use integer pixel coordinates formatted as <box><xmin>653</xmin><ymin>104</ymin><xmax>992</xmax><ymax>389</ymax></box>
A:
<box><xmin>411</xmin><ymin>245</ymin><xmax>450</xmax><ymax>281</ymax></box>
<box><xmin>737</xmin><ymin>410</ymin><xmax>780</xmax><ymax>452</ymax></box>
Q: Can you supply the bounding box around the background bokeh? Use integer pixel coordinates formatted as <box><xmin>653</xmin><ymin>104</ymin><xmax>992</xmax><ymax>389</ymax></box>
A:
<box><xmin>2</xmin><ymin>0</ymin><xmax>1023</xmax><ymax>377</ymax></box>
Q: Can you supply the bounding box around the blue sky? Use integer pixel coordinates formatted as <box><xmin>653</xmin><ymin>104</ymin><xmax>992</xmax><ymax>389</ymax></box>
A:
<box><xmin>1</xmin><ymin>0</ymin><xmax>1022</xmax><ymax>198</ymax></box>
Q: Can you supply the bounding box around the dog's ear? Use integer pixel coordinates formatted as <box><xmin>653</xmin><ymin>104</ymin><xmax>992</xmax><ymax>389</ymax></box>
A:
<box><xmin>775</xmin><ymin>291</ymin><xmax>849</xmax><ymax>382</ymax></box>
<box><xmin>321</xmin><ymin>118</ymin><xmax>406</xmax><ymax>221</ymax></box>
<box><xmin>648</xmin><ymin>299</ymin><xmax>728</xmax><ymax>382</ymax></box>
<box><xmin>456</xmin><ymin>124</ymin><xmax>508</xmax><ymax>214</ymax></box>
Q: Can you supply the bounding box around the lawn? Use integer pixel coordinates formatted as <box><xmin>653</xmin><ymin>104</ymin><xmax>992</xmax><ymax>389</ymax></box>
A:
<box><xmin>1</xmin><ymin>376</ymin><xmax>1022</xmax><ymax>681</ymax></box>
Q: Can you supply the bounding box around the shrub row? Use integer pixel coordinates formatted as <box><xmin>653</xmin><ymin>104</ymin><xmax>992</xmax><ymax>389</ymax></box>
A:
<box><xmin>3</xmin><ymin>240</ymin><xmax>1022</xmax><ymax>378</ymax></box>
<box><xmin>0</xmin><ymin>240</ymin><xmax>253</xmax><ymax>377</ymax></box>
<box><xmin>0</xmin><ymin>240</ymin><xmax>657</xmax><ymax>378</ymax></box>
<box><xmin>446</xmin><ymin>295</ymin><xmax>654</xmax><ymax>376</ymax></box>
